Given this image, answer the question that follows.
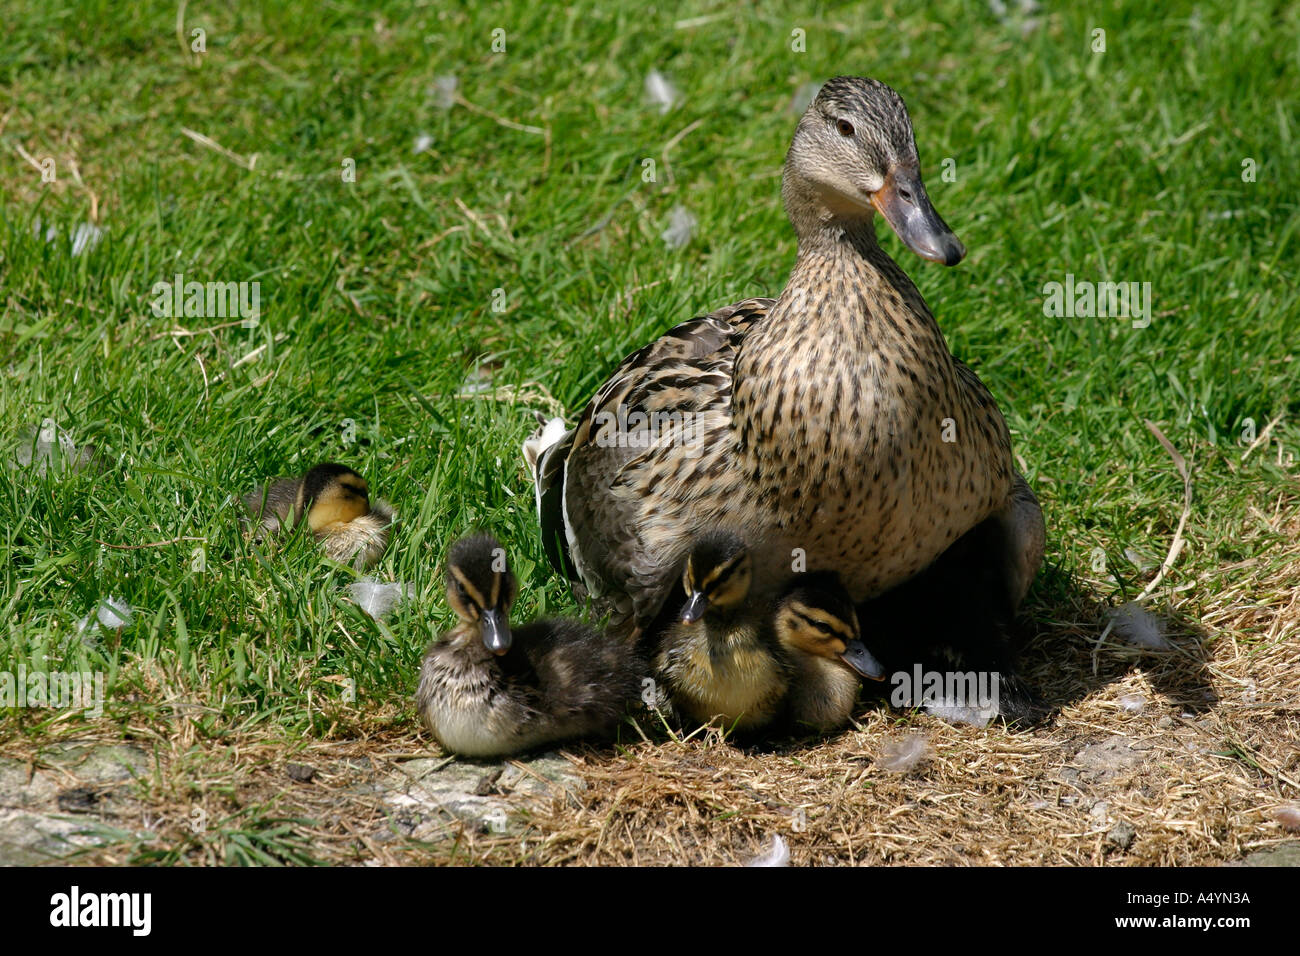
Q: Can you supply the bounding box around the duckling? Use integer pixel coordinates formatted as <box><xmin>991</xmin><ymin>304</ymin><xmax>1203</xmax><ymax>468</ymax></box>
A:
<box><xmin>652</xmin><ymin>532</ymin><xmax>792</xmax><ymax>732</ymax></box>
<box><xmin>772</xmin><ymin>573</ymin><xmax>884</xmax><ymax>733</ymax></box>
<box><xmin>240</xmin><ymin>462</ymin><xmax>394</xmax><ymax>570</ymax></box>
<box><xmin>415</xmin><ymin>534</ymin><xmax>644</xmax><ymax>758</ymax></box>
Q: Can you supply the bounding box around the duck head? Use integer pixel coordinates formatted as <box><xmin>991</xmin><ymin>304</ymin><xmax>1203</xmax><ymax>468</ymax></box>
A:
<box><xmin>783</xmin><ymin>76</ymin><xmax>965</xmax><ymax>266</ymax></box>
<box><xmin>445</xmin><ymin>534</ymin><xmax>518</xmax><ymax>655</ymax></box>
<box><xmin>301</xmin><ymin>463</ymin><xmax>372</xmax><ymax>532</ymax></box>
<box><xmin>774</xmin><ymin>575</ymin><xmax>885</xmax><ymax>680</ymax></box>
<box><xmin>678</xmin><ymin>531</ymin><xmax>753</xmax><ymax>625</ymax></box>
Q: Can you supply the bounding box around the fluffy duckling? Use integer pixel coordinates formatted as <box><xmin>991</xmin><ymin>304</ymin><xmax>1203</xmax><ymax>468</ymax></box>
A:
<box><xmin>240</xmin><ymin>462</ymin><xmax>393</xmax><ymax>570</ymax></box>
<box><xmin>652</xmin><ymin>532</ymin><xmax>793</xmax><ymax>732</ymax></box>
<box><xmin>416</xmin><ymin>534</ymin><xmax>644</xmax><ymax>758</ymax></box>
<box><xmin>773</xmin><ymin>573</ymin><xmax>884</xmax><ymax>733</ymax></box>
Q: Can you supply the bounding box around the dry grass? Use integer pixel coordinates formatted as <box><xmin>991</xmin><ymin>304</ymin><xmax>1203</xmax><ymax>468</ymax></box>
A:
<box><xmin>11</xmin><ymin>486</ymin><xmax>1297</xmax><ymax>867</ymax></box>
<box><xmin>493</xmin><ymin>488</ymin><xmax>1300</xmax><ymax>866</ymax></box>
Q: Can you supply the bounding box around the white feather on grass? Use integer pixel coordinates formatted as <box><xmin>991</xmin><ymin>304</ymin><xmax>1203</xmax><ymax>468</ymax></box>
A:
<box><xmin>32</xmin><ymin>218</ymin><xmax>58</xmax><ymax>243</ymax></box>
<box><xmin>71</xmin><ymin>223</ymin><xmax>103</xmax><ymax>257</ymax></box>
<box><xmin>413</xmin><ymin>133</ymin><xmax>434</xmax><ymax>155</ymax></box>
<box><xmin>1110</xmin><ymin>602</ymin><xmax>1171</xmax><ymax>651</ymax></box>
<box><xmin>13</xmin><ymin>419</ymin><xmax>102</xmax><ymax>476</ymax></box>
<box><xmin>347</xmin><ymin>579</ymin><xmax>413</xmax><ymax>620</ymax></box>
<box><xmin>77</xmin><ymin>596</ymin><xmax>134</xmax><ymax>637</ymax></box>
<box><xmin>746</xmin><ymin>834</ymin><xmax>789</xmax><ymax>867</ymax></box>
<box><xmin>877</xmin><ymin>732</ymin><xmax>931</xmax><ymax>773</ymax></box>
<box><xmin>923</xmin><ymin>701</ymin><xmax>994</xmax><ymax>728</ymax></box>
<box><xmin>644</xmin><ymin>69</ymin><xmax>679</xmax><ymax>113</ymax></box>
<box><xmin>1124</xmin><ymin>547</ymin><xmax>1158</xmax><ymax>572</ymax></box>
<box><xmin>432</xmin><ymin>74</ymin><xmax>458</xmax><ymax>110</ymax></box>
<box><xmin>660</xmin><ymin>205</ymin><xmax>697</xmax><ymax>249</ymax></box>
<box><xmin>522</xmin><ymin>415</ymin><xmax>566</xmax><ymax>478</ymax></box>
<box><xmin>1118</xmin><ymin>693</ymin><xmax>1147</xmax><ymax>714</ymax></box>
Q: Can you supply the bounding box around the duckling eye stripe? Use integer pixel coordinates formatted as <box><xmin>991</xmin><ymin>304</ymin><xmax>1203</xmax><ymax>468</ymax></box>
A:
<box><xmin>450</xmin><ymin>566</ymin><xmax>488</xmax><ymax>610</ymax></box>
<box><xmin>791</xmin><ymin>608</ymin><xmax>852</xmax><ymax>641</ymax></box>
<box><xmin>703</xmin><ymin>553</ymin><xmax>748</xmax><ymax>591</ymax></box>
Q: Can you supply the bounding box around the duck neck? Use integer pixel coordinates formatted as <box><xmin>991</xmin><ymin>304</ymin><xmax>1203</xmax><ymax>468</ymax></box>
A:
<box><xmin>733</xmin><ymin>210</ymin><xmax>953</xmax><ymax>414</ymax></box>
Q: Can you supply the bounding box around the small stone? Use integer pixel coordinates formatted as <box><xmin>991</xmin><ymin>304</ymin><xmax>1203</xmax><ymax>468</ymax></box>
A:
<box><xmin>1236</xmin><ymin>842</ymin><xmax>1300</xmax><ymax>867</ymax></box>
<box><xmin>286</xmin><ymin>763</ymin><xmax>316</xmax><ymax>783</ymax></box>
<box><xmin>1274</xmin><ymin>806</ymin><xmax>1300</xmax><ymax>832</ymax></box>
<box><xmin>1156</xmin><ymin>716</ymin><xmax>1174</xmax><ymax>729</ymax></box>
<box><xmin>474</xmin><ymin>769</ymin><xmax>503</xmax><ymax>796</ymax></box>
<box><xmin>1106</xmin><ymin>820</ymin><xmax>1137</xmax><ymax>850</ymax></box>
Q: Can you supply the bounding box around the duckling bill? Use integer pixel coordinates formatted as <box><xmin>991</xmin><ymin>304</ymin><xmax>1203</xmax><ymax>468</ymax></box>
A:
<box><xmin>416</xmin><ymin>534</ymin><xmax>644</xmax><ymax>758</ymax></box>
<box><xmin>240</xmin><ymin>462</ymin><xmax>394</xmax><ymax>570</ymax></box>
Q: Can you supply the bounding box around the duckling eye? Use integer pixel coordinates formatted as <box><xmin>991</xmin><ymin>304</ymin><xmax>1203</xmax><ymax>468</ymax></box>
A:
<box><xmin>836</xmin><ymin>119</ymin><xmax>855</xmax><ymax>137</ymax></box>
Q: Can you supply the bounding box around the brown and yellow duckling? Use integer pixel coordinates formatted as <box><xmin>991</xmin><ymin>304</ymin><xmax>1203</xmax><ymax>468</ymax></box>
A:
<box><xmin>774</xmin><ymin>572</ymin><xmax>884</xmax><ymax>733</ymax></box>
<box><xmin>653</xmin><ymin>533</ymin><xmax>884</xmax><ymax>734</ymax></box>
<box><xmin>653</xmin><ymin>532</ymin><xmax>790</xmax><ymax>732</ymax></box>
<box><xmin>415</xmin><ymin>534</ymin><xmax>644</xmax><ymax>758</ymax></box>
<box><xmin>240</xmin><ymin>462</ymin><xmax>394</xmax><ymax>570</ymax></box>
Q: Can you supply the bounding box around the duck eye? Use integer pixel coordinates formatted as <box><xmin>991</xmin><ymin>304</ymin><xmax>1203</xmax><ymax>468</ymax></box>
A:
<box><xmin>836</xmin><ymin>119</ymin><xmax>855</xmax><ymax>137</ymax></box>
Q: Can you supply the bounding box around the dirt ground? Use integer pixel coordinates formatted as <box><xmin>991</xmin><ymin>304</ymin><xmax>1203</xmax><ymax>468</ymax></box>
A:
<box><xmin>5</xmin><ymin>546</ymin><xmax>1296</xmax><ymax>867</ymax></box>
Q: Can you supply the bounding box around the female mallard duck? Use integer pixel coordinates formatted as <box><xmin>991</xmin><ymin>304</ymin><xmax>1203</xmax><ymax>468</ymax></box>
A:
<box><xmin>653</xmin><ymin>533</ymin><xmax>883</xmax><ymax>733</ymax></box>
<box><xmin>528</xmin><ymin>76</ymin><xmax>1044</xmax><ymax>699</ymax></box>
<box><xmin>415</xmin><ymin>534</ymin><xmax>644</xmax><ymax>758</ymax></box>
<box><xmin>240</xmin><ymin>462</ymin><xmax>394</xmax><ymax>570</ymax></box>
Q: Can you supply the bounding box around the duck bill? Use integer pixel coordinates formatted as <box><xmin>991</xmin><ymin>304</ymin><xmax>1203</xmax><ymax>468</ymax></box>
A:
<box><xmin>679</xmin><ymin>592</ymin><xmax>709</xmax><ymax>625</ymax></box>
<box><xmin>870</xmin><ymin>166</ymin><xmax>966</xmax><ymax>266</ymax></box>
<box><xmin>840</xmin><ymin>640</ymin><xmax>886</xmax><ymax>681</ymax></box>
<box><xmin>480</xmin><ymin>608</ymin><xmax>512</xmax><ymax>655</ymax></box>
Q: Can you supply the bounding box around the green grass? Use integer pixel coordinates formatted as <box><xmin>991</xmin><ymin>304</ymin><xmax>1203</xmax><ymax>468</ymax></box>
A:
<box><xmin>1</xmin><ymin>0</ymin><xmax>1297</xmax><ymax>843</ymax></box>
